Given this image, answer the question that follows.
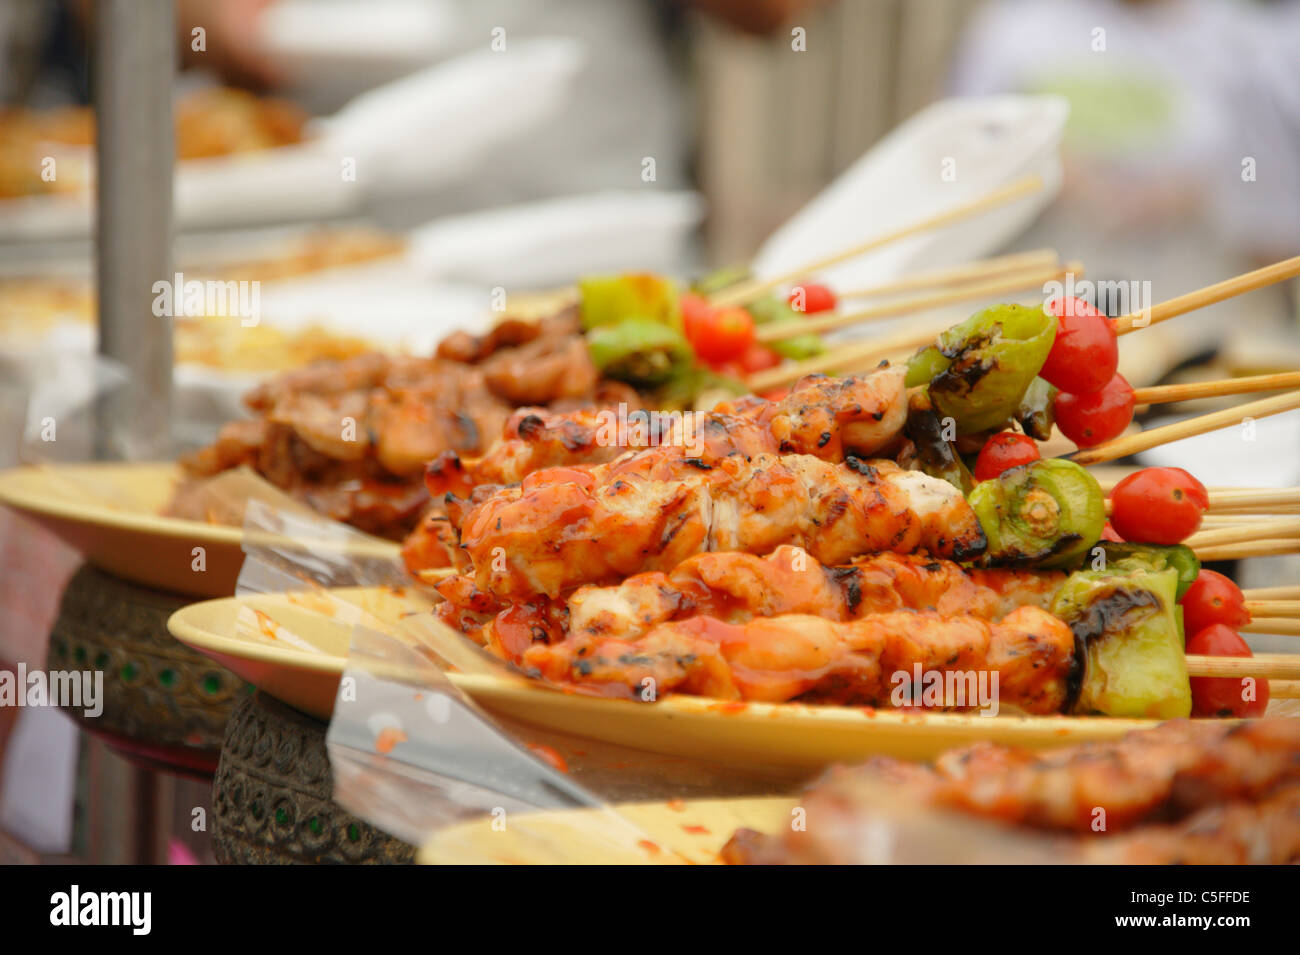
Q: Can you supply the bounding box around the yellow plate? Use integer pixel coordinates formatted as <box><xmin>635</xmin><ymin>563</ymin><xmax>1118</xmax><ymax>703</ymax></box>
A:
<box><xmin>168</xmin><ymin>586</ymin><xmax>1159</xmax><ymax>770</ymax></box>
<box><xmin>0</xmin><ymin>462</ymin><xmax>399</xmax><ymax>597</ymax></box>
<box><xmin>419</xmin><ymin>796</ymin><xmax>794</xmax><ymax>865</ymax></box>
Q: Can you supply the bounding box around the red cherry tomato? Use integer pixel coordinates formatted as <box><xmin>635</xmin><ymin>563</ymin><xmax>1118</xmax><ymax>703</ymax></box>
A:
<box><xmin>1181</xmin><ymin>570</ymin><xmax>1251</xmax><ymax>636</ymax></box>
<box><xmin>1109</xmin><ymin>467</ymin><xmax>1209</xmax><ymax>545</ymax></box>
<box><xmin>788</xmin><ymin>283</ymin><xmax>837</xmax><ymax>314</ymax></box>
<box><xmin>680</xmin><ymin>293</ymin><xmax>714</xmax><ymax>344</ymax></box>
<box><xmin>1039</xmin><ymin>297</ymin><xmax>1119</xmax><ymax>394</ymax></box>
<box><xmin>1185</xmin><ymin>624</ymin><xmax>1269</xmax><ymax>718</ymax></box>
<box><xmin>1101</xmin><ymin>521</ymin><xmax>1124</xmax><ymax>543</ymax></box>
<box><xmin>737</xmin><ymin>343</ymin><xmax>782</xmax><ymax>374</ymax></box>
<box><xmin>973</xmin><ymin>432</ymin><xmax>1041</xmax><ymax>482</ymax></box>
<box><xmin>1055</xmin><ymin>373</ymin><xmax>1135</xmax><ymax>448</ymax></box>
<box><xmin>689</xmin><ymin>306</ymin><xmax>755</xmax><ymax>362</ymax></box>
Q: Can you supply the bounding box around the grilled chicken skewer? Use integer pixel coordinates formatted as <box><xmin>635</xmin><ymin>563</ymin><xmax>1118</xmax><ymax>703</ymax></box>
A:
<box><xmin>423</xmin><ymin>365</ymin><xmax>908</xmax><ymax>499</ymax></box>
<box><xmin>520</xmin><ymin>605</ymin><xmax>1075</xmax><ymax>710</ymax></box>
<box><xmin>457</xmin><ymin>448</ymin><xmax>987</xmax><ymax>600</ymax></box>
<box><xmin>434</xmin><ymin>547</ymin><xmax>1065</xmax><ymax>642</ymax></box>
<box><xmin>561</xmin><ymin>547</ymin><xmax>1063</xmax><ymax>643</ymax></box>
<box><xmin>723</xmin><ymin>719</ymin><xmax>1300</xmax><ymax>864</ymax></box>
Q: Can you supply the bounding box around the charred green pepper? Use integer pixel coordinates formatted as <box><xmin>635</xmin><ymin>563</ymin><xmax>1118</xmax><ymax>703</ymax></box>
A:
<box><xmin>745</xmin><ymin>296</ymin><xmax>826</xmax><ymax>359</ymax></box>
<box><xmin>968</xmin><ymin>458</ymin><xmax>1105</xmax><ymax>568</ymax></box>
<box><xmin>904</xmin><ymin>404</ymin><xmax>974</xmax><ymax>494</ymax></box>
<box><xmin>905</xmin><ymin>303</ymin><xmax>1057</xmax><ymax>434</ymax></box>
<box><xmin>1052</xmin><ymin>560</ymin><xmax>1192</xmax><ymax>719</ymax></box>
<box><xmin>579</xmin><ymin>273</ymin><xmax>680</xmax><ymax>330</ymax></box>
<box><xmin>1090</xmin><ymin>542</ymin><xmax>1201</xmax><ymax>599</ymax></box>
<box><xmin>1015</xmin><ymin>376</ymin><xmax>1058</xmax><ymax>441</ymax></box>
<box><xmin>586</xmin><ymin>317</ymin><xmax>693</xmax><ymax>388</ymax></box>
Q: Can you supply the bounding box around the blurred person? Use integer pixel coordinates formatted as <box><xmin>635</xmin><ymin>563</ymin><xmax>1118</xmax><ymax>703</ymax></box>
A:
<box><xmin>950</xmin><ymin>0</ymin><xmax>1300</xmax><ymax>313</ymax></box>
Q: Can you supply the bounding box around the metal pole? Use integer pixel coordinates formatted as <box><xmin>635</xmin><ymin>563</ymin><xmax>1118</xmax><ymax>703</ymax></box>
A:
<box><xmin>95</xmin><ymin>0</ymin><xmax>174</xmax><ymax>460</ymax></box>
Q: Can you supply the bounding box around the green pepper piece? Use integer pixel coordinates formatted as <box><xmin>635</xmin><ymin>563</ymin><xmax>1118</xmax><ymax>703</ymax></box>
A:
<box><xmin>904</xmin><ymin>406</ymin><xmax>974</xmax><ymax>494</ymax></box>
<box><xmin>579</xmin><ymin>273</ymin><xmax>680</xmax><ymax>330</ymax></box>
<box><xmin>968</xmin><ymin>458</ymin><xmax>1105</xmax><ymax>568</ymax></box>
<box><xmin>1051</xmin><ymin>563</ymin><xmax>1192</xmax><ymax>719</ymax></box>
<box><xmin>1090</xmin><ymin>542</ymin><xmax>1201</xmax><ymax>600</ymax></box>
<box><xmin>1015</xmin><ymin>376</ymin><xmax>1058</xmax><ymax>441</ymax></box>
<box><xmin>692</xmin><ymin>264</ymin><xmax>751</xmax><ymax>299</ymax></box>
<box><xmin>586</xmin><ymin>317</ymin><xmax>693</xmax><ymax>387</ymax></box>
<box><xmin>769</xmin><ymin>333</ymin><xmax>825</xmax><ymax>360</ymax></box>
<box><xmin>906</xmin><ymin>303</ymin><xmax>1057</xmax><ymax>434</ymax></box>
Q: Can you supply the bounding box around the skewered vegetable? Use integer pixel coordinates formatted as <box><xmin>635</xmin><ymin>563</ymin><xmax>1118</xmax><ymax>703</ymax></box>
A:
<box><xmin>585</xmin><ymin>317</ymin><xmax>693</xmax><ymax>388</ymax></box>
<box><xmin>1093</xmin><ymin>541</ymin><xmax>1200</xmax><ymax>599</ymax></box>
<box><xmin>1051</xmin><ymin>558</ymin><xmax>1191</xmax><ymax>719</ymax></box>
<box><xmin>1038</xmin><ymin>296</ymin><xmax>1119</xmax><ymax>395</ymax></box>
<box><xmin>1055</xmin><ymin>372</ymin><xmax>1134</xmax><ymax>447</ymax></box>
<box><xmin>905</xmin><ymin>303</ymin><xmax>1057</xmax><ymax>434</ymax></box>
<box><xmin>968</xmin><ymin>458</ymin><xmax>1105</xmax><ymax>568</ymax></box>
<box><xmin>578</xmin><ymin>272</ymin><xmax>679</xmax><ymax>330</ymax></box>
<box><xmin>903</xmin><ymin>402</ymin><xmax>974</xmax><ymax>493</ymax></box>
<box><xmin>1013</xmin><ymin>376</ymin><xmax>1057</xmax><ymax>440</ymax></box>
<box><xmin>1185</xmin><ymin>624</ymin><xmax>1269</xmax><ymax>717</ymax></box>
<box><xmin>1109</xmin><ymin>466</ymin><xmax>1208</xmax><ymax>544</ymax></box>
<box><xmin>787</xmin><ymin>282</ymin><xmax>836</xmax><ymax>314</ymax></box>
<box><xmin>1181</xmin><ymin>569</ymin><xmax>1250</xmax><ymax>633</ymax></box>
<box><xmin>973</xmin><ymin>432</ymin><xmax>1041</xmax><ymax>482</ymax></box>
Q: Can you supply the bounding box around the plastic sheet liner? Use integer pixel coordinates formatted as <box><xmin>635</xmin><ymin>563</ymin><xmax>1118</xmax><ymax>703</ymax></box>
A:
<box><xmin>230</xmin><ymin>501</ymin><xmax>1300</xmax><ymax>864</ymax></box>
<box><xmin>232</xmin><ymin>501</ymin><xmax>818</xmax><ymax>864</ymax></box>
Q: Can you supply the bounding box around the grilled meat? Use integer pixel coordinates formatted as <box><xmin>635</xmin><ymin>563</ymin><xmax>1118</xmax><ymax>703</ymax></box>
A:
<box><xmin>424</xmin><ymin>365</ymin><xmax>907</xmax><ymax>498</ymax></box>
<box><xmin>458</xmin><ymin>448</ymin><xmax>986</xmax><ymax>600</ymax></box>
<box><xmin>723</xmin><ymin>719</ymin><xmax>1300</xmax><ymax>864</ymax></box>
<box><xmin>518</xmin><ymin>605</ymin><xmax>1075</xmax><ymax>710</ymax></box>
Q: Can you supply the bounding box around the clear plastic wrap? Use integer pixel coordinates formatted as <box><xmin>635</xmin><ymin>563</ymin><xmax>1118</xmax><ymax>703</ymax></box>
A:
<box><xmin>232</xmin><ymin>501</ymin><xmax>817</xmax><ymax>864</ymax></box>
<box><xmin>228</xmin><ymin>500</ymin><xmax>1300</xmax><ymax>864</ymax></box>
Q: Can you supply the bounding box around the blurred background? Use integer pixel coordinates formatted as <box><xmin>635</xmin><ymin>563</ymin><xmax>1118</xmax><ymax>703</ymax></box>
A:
<box><xmin>1</xmin><ymin>0</ymin><xmax>1298</xmax><ymax>862</ymax></box>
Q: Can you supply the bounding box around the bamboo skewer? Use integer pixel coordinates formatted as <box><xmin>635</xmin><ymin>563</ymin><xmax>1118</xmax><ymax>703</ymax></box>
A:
<box><xmin>1241</xmin><ymin>619</ymin><xmax>1300</xmax><ymax>637</ymax></box>
<box><xmin>1269</xmin><ymin>680</ymin><xmax>1300</xmax><ymax>699</ymax></box>
<box><xmin>1068</xmin><ymin>390</ymin><xmax>1300</xmax><ymax>466</ymax></box>
<box><xmin>416</xmin><ymin>568</ymin><xmax>458</xmax><ymax>584</ymax></box>
<box><xmin>1206</xmin><ymin>488</ymin><xmax>1300</xmax><ymax>510</ymax></box>
<box><xmin>1185</xmin><ymin>518</ymin><xmax>1300</xmax><ymax>549</ymax></box>
<box><xmin>1112</xmin><ymin>254</ymin><xmax>1300</xmax><ymax>335</ymax></box>
<box><xmin>1131</xmin><ymin>372</ymin><xmax>1300</xmax><ymax>406</ymax></box>
<box><xmin>709</xmin><ymin>175</ymin><xmax>1045</xmax><ymax>308</ymax></box>
<box><xmin>757</xmin><ymin>261</ymin><xmax>1082</xmax><ymax>343</ymax></box>
<box><xmin>1244</xmin><ymin>585</ymin><xmax>1300</xmax><ymax>601</ymax></box>
<box><xmin>1192</xmin><ymin>540</ymin><xmax>1300</xmax><ymax>561</ymax></box>
<box><xmin>746</xmin><ymin>320</ymin><xmax>950</xmax><ymax>392</ymax></box>
<box><xmin>1185</xmin><ymin>653</ymin><xmax>1300</xmax><ymax>679</ymax></box>
<box><xmin>1245</xmin><ymin>600</ymin><xmax>1300</xmax><ymax>618</ymax></box>
<box><xmin>834</xmin><ymin>248</ymin><xmax>1059</xmax><ymax>301</ymax></box>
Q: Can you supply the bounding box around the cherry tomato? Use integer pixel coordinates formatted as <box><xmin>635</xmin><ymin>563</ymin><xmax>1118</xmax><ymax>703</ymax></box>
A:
<box><xmin>973</xmin><ymin>432</ymin><xmax>1041</xmax><ymax>481</ymax></box>
<box><xmin>1185</xmin><ymin>624</ymin><xmax>1269</xmax><ymax>718</ymax></box>
<box><xmin>1181</xmin><ymin>570</ymin><xmax>1250</xmax><ymax>636</ymax></box>
<box><xmin>689</xmin><ymin>306</ymin><xmax>755</xmax><ymax>362</ymax></box>
<box><xmin>788</xmin><ymin>283</ymin><xmax>837</xmax><ymax>314</ymax></box>
<box><xmin>737</xmin><ymin>343</ymin><xmax>782</xmax><ymax>374</ymax></box>
<box><xmin>1109</xmin><ymin>467</ymin><xmax>1209</xmax><ymax>545</ymax></box>
<box><xmin>680</xmin><ymin>293</ymin><xmax>714</xmax><ymax>343</ymax></box>
<box><xmin>1055</xmin><ymin>373</ymin><xmax>1135</xmax><ymax>448</ymax></box>
<box><xmin>1039</xmin><ymin>297</ymin><xmax>1119</xmax><ymax>394</ymax></box>
<box><xmin>1101</xmin><ymin>521</ymin><xmax>1124</xmax><ymax>543</ymax></box>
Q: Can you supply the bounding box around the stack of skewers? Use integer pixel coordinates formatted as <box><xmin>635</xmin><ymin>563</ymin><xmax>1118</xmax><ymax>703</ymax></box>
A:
<box><xmin>391</xmin><ymin>176</ymin><xmax>1300</xmax><ymax>726</ymax></box>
